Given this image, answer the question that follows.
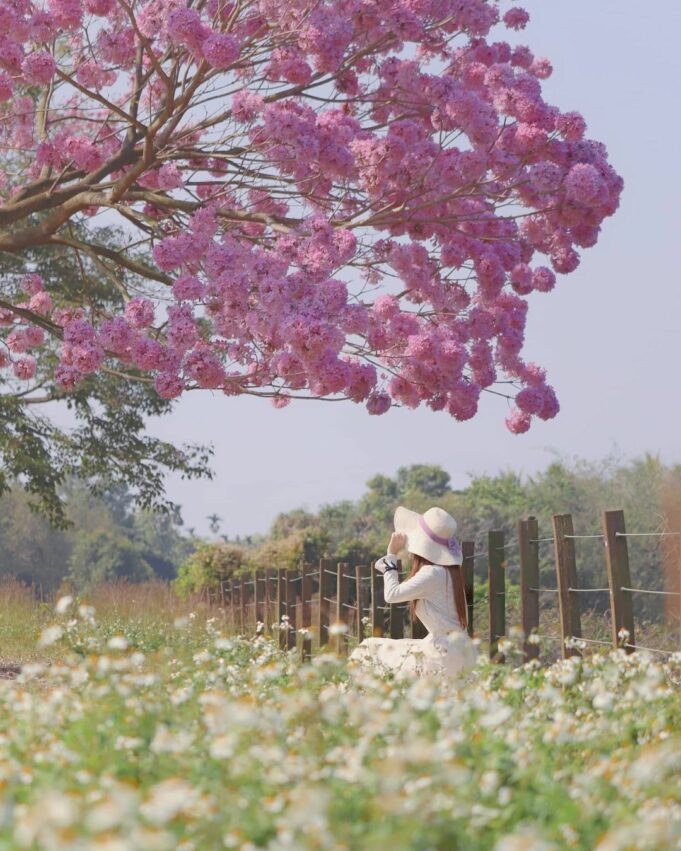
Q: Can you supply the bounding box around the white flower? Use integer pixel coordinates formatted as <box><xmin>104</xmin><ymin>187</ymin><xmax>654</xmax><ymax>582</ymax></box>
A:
<box><xmin>497</xmin><ymin>786</ymin><xmax>512</xmax><ymax>807</ymax></box>
<box><xmin>107</xmin><ymin>635</ymin><xmax>128</xmax><ymax>651</ymax></box>
<box><xmin>480</xmin><ymin>705</ymin><xmax>513</xmax><ymax>729</ymax></box>
<box><xmin>493</xmin><ymin>825</ymin><xmax>558</xmax><ymax>851</ymax></box>
<box><xmin>13</xmin><ymin>791</ymin><xmax>78</xmax><ymax>846</ymax></box>
<box><xmin>328</xmin><ymin>622</ymin><xmax>348</xmax><ymax>635</ymax></box>
<box><xmin>558</xmin><ymin>667</ymin><xmax>578</xmax><ymax>686</ymax></box>
<box><xmin>55</xmin><ymin>595</ymin><xmax>73</xmax><ymax>614</ymax></box>
<box><xmin>78</xmin><ymin>604</ymin><xmax>96</xmax><ymax>622</ymax></box>
<box><xmin>114</xmin><ymin>736</ymin><xmax>143</xmax><ymax>751</ymax></box>
<box><xmin>84</xmin><ymin>787</ymin><xmax>137</xmax><ymax>832</ymax></box>
<box><xmin>209</xmin><ymin>734</ymin><xmax>236</xmax><ymax>760</ymax></box>
<box><xmin>37</xmin><ymin>625</ymin><xmax>63</xmax><ymax>647</ymax></box>
<box><xmin>480</xmin><ymin>770</ymin><xmax>501</xmax><ymax>796</ymax></box>
<box><xmin>139</xmin><ymin>778</ymin><xmax>199</xmax><ymax>825</ymax></box>
<box><xmin>150</xmin><ymin>725</ymin><xmax>195</xmax><ymax>755</ymax></box>
<box><xmin>592</xmin><ymin>691</ymin><xmax>613</xmax><ymax>711</ymax></box>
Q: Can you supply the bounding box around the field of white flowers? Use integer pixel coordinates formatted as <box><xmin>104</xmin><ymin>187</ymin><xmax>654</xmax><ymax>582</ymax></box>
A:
<box><xmin>1</xmin><ymin>597</ymin><xmax>680</xmax><ymax>851</ymax></box>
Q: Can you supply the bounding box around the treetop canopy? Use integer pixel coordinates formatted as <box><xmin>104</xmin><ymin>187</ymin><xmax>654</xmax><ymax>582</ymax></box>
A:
<box><xmin>0</xmin><ymin>0</ymin><xmax>623</xmax><ymax>432</ymax></box>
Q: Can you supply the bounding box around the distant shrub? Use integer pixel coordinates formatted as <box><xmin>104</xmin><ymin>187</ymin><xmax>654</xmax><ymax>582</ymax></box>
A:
<box><xmin>174</xmin><ymin>542</ymin><xmax>247</xmax><ymax>597</ymax></box>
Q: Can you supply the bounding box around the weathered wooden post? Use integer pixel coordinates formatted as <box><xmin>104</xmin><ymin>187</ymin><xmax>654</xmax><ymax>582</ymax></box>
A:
<box><xmin>462</xmin><ymin>541</ymin><xmax>475</xmax><ymax>638</ymax></box>
<box><xmin>301</xmin><ymin>563</ymin><xmax>313</xmax><ymax>662</ymax></box>
<box><xmin>410</xmin><ymin>556</ymin><xmax>428</xmax><ymax>639</ymax></box>
<box><xmin>276</xmin><ymin>568</ymin><xmax>287</xmax><ymax>649</ymax></box>
<box><xmin>318</xmin><ymin>558</ymin><xmax>334</xmax><ymax>650</ymax></box>
<box><xmin>660</xmin><ymin>498</ymin><xmax>681</xmax><ymax>643</ymax></box>
<box><xmin>233</xmin><ymin>578</ymin><xmax>241</xmax><ymax>632</ymax></box>
<box><xmin>253</xmin><ymin>569</ymin><xmax>265</xmax><ymax>632</ymax></box>
<box><xmin>263</xmin><ymin>569</ymin><xmax>273</xmax><ymax>635</ymax></box>
<box><xmin>335</xmin><ymin>562</ymin><xmax>351</xmax><ymax>655</ymax></box>
<box><xmin>602</xmin><ymin>509</ymin><xmax>636</xmax><ymax>653</ymax></box>
<box><xmin>229</xmin><ymin>577</ymin><xmax>237</xmax><ymax>631</ymax></box>
<box><xmin>488</xmin><ymin>530</ymin><xmax>506</xmax><ymax>662</ymax></box>
<box><xmin>356</xmin><ymin>564</ymin><xmax>370</xmax><ymax>641</ymax></box>
<box><xmin>552</xmin><ymin>513</ymin><xmax>582</xmax><ymax>659</ymax></box>
<box><xmin>285</xmin><ymin>568</ymin><xmax>298</xmax><ymax>651</ymax></box>
<box><xmin>410</xmin><ymin>612</ymin><xmax>428</xmax><ymax>638</ymax></box>
<box><xmin>389</xmin><ymin>559</ymin><xmax>404</xmax><ymax>639</ymax></box>
<box><xmin>370</xmin><ymin>562</ymin><xmax>385</xmax><ymax>637</ymax></box>
<box><xmin>224</xmin><ymin>578</ymin><xmax>233</xmax><ymax>630</ymax></box>
<box><xmin>519</xmin><ymin>517</ymin><xmax>540</xmax><ymax>662</ymax></box>
<box><xmin>239</xmin><ymin>575</ymin><xmax>247</xmax><ymax>634</ymax></box>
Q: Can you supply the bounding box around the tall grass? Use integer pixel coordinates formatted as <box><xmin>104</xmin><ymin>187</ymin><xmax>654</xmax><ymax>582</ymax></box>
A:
<box><xmin>2</xmin><ymin>576</ymin><xmax>679</xmax><ymax>669</ymax></box>
<box><xmin>0</xmin><ymin>579</ymin><xmax>214</xmax><ymax>666</ymax></box>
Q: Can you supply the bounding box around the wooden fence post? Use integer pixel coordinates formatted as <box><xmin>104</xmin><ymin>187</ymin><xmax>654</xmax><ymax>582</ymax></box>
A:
<box><xmin>253</xmin><ymin>570</ymin><xmax>265</xmax><ymax>632</ymax></box>
<box><xmin>370</xmin><ymin>562</ymin><xmax>385</xmax><ymax>637</ymax></box>
<box><xmin>488</xmin><ymin>530</ymin><xmax>505</xmax><ymax>662</ymax></box>
<box><xmin>660</xmin><ymin>500</ymin><xmax>681</xmax><ymax>641</ymax></box>
<box><xmin>233</xmin><ymin>578</ymin><xmax>241</xmax><ymax>633</ymax></box>
<box><xmin>389</xmin><ymin>559</ymin><xmax>404</xmax><ymax>639</ymax></box>
<box><xmin>238</xmin><ymin>574</ymin><xmax>246</xmax><ymax>635</ymax></box>
<box><xmin>519</xmin><ymin>517</ymin><xmax>540</xmax><ymax>663</ymax></box>
<box><xmin>286</xmin><ymin>568</ymin><xmax>298</xmax><ymax>651</ymax></box>
<box><xmin>276</xmin><ymin>568</ymin><xmax>287</xmax><ymax>649</ymax></box>
<box><xmin>300</xmin><ymin>563</ymin><xmax>313</xmax><ymax>662</ymax></box>
<box><xmin>360</xmin><ymin>564</ymin><xmax>373</xmax><ymax>641</ymax></box>
<box><xmin>335</xmin><ymin>562</ymin><xmax>351</xmax><ymax>655</ymax></box>
<box><xmin>246</xmin><ymin>575</ymin><xmax>253</xmax><ymax>632</ymax></box>
<box><xmin>410</xmin><ymin>610</ymin><xmax>428</xmax><ymax>638</ymax></box>
<box><xmin>225</xmin><ymin>579</ymin><xmax>233</xmax><ymax>629</ymax></box>
<box><xmin>462</xmin><ymin>541</ymin><xmax>475</xmax><ymax>637</ymax></box>
<box><xmin>318</xmin><ymin>558</ymin><xmax>334</xmax><ymax>649</ymax></box>
<box><xmin>410</xmin><ymin>555</ymin><xmax>428</xmax><ymax>639</ymax></box>
<box><xmin>552</xmin><ymin>514</ymin><xmax>582</xmax><ymax>659</ymax></box>
<box><xmin>353</xmin><ymin>565</ymin><xmax>362</xmax><ymax>641</ymax></box>
<box><xmin>262</xmin><ymin>569</ymin><xmax>272</xmax><ymax>635</ymax></box>
<box><xmin>602</xmin><ymin>509</ymin><xmax>636</xmax><ymax>653</ymax></box>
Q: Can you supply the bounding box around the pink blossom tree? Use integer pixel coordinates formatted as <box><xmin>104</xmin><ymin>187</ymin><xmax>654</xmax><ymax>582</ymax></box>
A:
<box><xmin>0</xmin><ymin>0</ymin><xmax>623</xmax><ymax>437</ymax></box>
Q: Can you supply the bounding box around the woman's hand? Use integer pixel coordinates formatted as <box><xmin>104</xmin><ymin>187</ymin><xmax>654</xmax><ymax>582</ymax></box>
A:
<box><xmin>388</xmin><ymin>532</ymin><xmax>407</xmax><ymax>555</ymax></box>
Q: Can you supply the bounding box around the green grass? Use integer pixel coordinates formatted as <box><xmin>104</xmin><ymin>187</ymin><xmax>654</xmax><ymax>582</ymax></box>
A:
<box><xmin>0</xmin><ymin>584</ymin><xmax>680</xmax><ymax>850</ymax></box>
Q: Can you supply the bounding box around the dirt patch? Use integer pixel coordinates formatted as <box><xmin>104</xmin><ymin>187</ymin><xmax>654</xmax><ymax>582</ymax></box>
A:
<box><xmin>0</xmin><ymin>664</ymin><xmax>21</xmax><ymax>679</ymax></box>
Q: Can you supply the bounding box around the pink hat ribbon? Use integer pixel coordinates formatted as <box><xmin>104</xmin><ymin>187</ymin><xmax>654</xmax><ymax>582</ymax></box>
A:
<box><xmin>418</xmin><ymin>515</ymin><xmax>463</xmax><ymax>561</ymax></box>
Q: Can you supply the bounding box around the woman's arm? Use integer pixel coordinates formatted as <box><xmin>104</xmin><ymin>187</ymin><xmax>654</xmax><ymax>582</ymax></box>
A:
<box><xmin>380</xmin><ymin>558</ymin><xmax>441</xmax><ymax>604</ymax></box>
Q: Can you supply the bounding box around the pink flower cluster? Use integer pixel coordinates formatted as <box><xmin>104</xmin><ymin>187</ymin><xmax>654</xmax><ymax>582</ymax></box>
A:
<box><xmin>0</xmin><ymin>0</ymin><xmax>624</xmax><ymax>434</ymax></box>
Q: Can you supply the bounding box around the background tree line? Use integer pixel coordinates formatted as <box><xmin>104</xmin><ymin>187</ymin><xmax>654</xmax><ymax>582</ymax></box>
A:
<box><xmin>0</xmin><ymin>478</ymin><xmax>194</xmax><ymax>594</ymax></box>
<box><xmin>2</xmin><ymin>453</ymin><xmax>679</xmax><ymax>623</ymax></box>
<box><xmin>177</xmin><ymin>452</ymin><xmax>681</xmax><ymax>624</ymax></box>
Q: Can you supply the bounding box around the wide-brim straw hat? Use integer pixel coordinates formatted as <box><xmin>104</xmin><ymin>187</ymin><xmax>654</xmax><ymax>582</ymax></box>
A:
<box><xmin>394</xmin><ymin>506</ymin><xmax>463</xmax><ymax>566</ymax></box>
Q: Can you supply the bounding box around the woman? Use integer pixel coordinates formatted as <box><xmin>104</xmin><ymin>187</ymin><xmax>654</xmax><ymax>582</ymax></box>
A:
<box><xmin>349</xmin><ymin>506</ymin><xmax>479</xmax><ymax>680</ymax></box>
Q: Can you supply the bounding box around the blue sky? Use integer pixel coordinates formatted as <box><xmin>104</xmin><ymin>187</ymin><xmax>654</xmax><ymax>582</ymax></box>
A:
<box><xmin>135</xmin><ymin>0</ymin><xmax>681</xmax><ymax>537</ymax></box>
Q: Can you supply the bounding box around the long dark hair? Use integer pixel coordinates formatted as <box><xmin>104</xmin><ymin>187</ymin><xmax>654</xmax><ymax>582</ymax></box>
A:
<box><xmin>405</xmin><ymin>553</ymin><xmax>468</xmax><ymax>631</ymax></box>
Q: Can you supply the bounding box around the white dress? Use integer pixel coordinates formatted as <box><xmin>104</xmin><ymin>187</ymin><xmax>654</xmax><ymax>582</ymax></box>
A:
<box><xmin>349</xmin><ymin>555</ymin><xmax>479</xmax><ymax>680</ymax></box>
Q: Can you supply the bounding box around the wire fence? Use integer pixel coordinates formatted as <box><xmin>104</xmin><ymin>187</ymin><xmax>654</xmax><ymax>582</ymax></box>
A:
<box><xmin>216</xmin><ymin>508</ymin><xmax>680</xmax><ymax>665</ymax></box>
